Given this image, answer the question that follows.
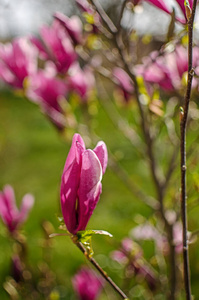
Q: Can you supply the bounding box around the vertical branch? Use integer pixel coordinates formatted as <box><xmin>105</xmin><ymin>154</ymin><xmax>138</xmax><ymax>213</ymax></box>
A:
<box><xmin>180</xmin><ymin>1</ymin><xmax>197</xmax><ymax>299</ymax></box>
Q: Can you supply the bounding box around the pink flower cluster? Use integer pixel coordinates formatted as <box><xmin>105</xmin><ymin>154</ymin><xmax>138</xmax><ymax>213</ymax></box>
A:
<box><xmin>136</xmin><ymin>44</ymin><xmax>199</xmax><ymax>93</ymax></box>
<box><xmin>0</xmin><ymin>185</ymin><xmax>34</xmax><ymax>233</ymax></box>
<box><xmin>0</xmin><ymin>12</ymin><xmax>95</xmax><ymax>129</ymax></box>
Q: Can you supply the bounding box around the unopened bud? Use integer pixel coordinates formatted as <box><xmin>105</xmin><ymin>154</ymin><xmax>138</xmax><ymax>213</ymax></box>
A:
<box><xmin>185</xmin><ymin>0</ymin><xmax>192</xmax><ymax>20</ymax></box>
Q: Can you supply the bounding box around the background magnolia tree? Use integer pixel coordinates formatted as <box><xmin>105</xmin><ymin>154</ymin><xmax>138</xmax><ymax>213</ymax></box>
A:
<box><xmin>0</xmin><ymin>0</ymin><xmax>199</xmax><ymax>299</ymax></box>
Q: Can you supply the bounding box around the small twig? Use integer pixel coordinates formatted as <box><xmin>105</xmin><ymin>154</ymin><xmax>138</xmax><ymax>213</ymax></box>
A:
<box><xmin>90</xmin><ymin>0</ymin><xmax>118</xmax><ymax>34</ymax></box>
<box><xmin>75</xmin><ymin>241</ymin><xmax>129</xmax><ymax>299</ymax></box>
<box><xmin>180</xmin><ymin>1</ymin><xmax>197</xmax><ymax>299</ymax></box>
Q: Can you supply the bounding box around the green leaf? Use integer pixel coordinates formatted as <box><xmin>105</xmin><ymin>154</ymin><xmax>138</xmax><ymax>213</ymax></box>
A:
<box><xmin>76</xmin><ymin>230</ymin><xmax>113</xmax><ymax>257</ymax></box>
<box><xmin>76</xmin><ymin>229</ymin><xmax>113</xmax><ymax>242</ymax></box>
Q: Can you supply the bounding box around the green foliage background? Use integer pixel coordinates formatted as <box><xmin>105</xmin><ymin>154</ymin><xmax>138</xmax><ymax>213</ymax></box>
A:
<box><xmin>1</xmin><ymin>89</ymin><xmax>199</xmax><ymax>299</ymax></box>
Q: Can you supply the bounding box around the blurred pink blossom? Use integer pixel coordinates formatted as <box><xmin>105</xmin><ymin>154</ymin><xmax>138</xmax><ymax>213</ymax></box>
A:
<box><xmin>30</xmin><ymin>20</ymin><xmax>77</xmax><ymax>73</ymax></box>
<box><xmin>0</xmin><ymin>185</ymin><xmax>34</xmax><ymax>233</ymax></box>
<box><xmin>60</xmin><ymin>133</ymin><xmax>108</xmax><ymax>235</ymax></box>
<box><xmin>113</xmin><ymin>67</ymin><xmax>134</xmax><ymax>101</ymax></box>
<box><xmin>111</xmin><ymin>238</ymin><xmax>158</xmax><ymax>290</ymax></box>
<box><xmin>68</xmin><ymin>63</ymin><xmax>95</xmax><ymax>100</ymax></box>
<box><xmin>26</xmin><ymin>69</ymin><xmax>68</xmax><ymax>129</ymax></box>
<box><xmin>132</xmin><ymin>221</ymin><xmax>184</xmax><ymax>254</ymax></box>
<box><xmin>0</xmin><ymin>38</ymin><xmax>38</xmax><ymax>88</ymax></box>
<box><xmin>136</xmin><ymin>45</ymin><xmax>199</xmax><ymax>92</ymax></box>
<box><xmin>72</xmin><ymin>267</ymin><xmax>104</xmax><ymax>300</ymax></box>
<box><xmin>54</xmin><ymin>12</ymin><xmax>83</xmax><ymax>44</ymax></box>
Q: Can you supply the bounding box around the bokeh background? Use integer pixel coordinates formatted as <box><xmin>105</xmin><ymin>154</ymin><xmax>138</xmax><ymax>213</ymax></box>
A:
<box><xmin>1</xmin><ymin>0</ymin><xmax>199</xmax><ymax>299</ymax></box>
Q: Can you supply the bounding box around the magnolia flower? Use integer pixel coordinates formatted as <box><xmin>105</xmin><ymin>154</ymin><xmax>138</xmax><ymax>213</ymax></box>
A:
<box><xmin>26</xmin><ymin>69</ymin><xmax>68</xmax><ymax>129</ymax></box>
<box><xmin>0</xmin><ymin>38</ymin><xmax>37</xmax><ymax>88</ymax></box>
<box><xmin>54</xmin><ymin>12</ymin><xmax>83</xmax><ymax>44</ymax></box>
<box><xmin>72</xmin><ymin>267</ymin><xmax>104</xmax><ymax>300</ymax></box>
<box><xmin>68</xmin><ymin>63</ymin><xmax>95</xmax><ymax>100</ymax></box>
<box><xmin>30</xmin><ymin>20</ymin><xmax>77</xmax><ymax>73</ymax></box>
<box><xmin>60</xmin><ymin>133</ymin><xmax>108</xmax><ymax>235</ymax></box>
<box><xmin>0</xmin><ymin>185</ymin><xmax>34</xmax><ymax>233</ymax></box>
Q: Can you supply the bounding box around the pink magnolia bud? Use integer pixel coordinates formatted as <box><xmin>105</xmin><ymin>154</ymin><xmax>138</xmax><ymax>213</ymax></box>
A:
<box><xmin>0</xmin><ymin>185</ymin><xmax>34</xmax><ymax>233</ymax></box>
<box><xmin>72</xmin><ymin>267</ymin><xmax>104</xmax><ymax>300</ymax></box>
<box><xmin>60</xmin><ymin>134</ymin><xmax>108</xmax><ymax>235</ymax></box>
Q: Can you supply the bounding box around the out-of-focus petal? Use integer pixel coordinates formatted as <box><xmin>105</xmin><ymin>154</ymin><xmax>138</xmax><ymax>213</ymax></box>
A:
<box><xmin>17</xmin><ymin>194</ymin><xmax>34</xmax><ymax>225</ymax></box>
<box><xmin>72</xmin><ymin>267</ymin><xmax>104</xmax><ymax>300</ymax></box>
<box><xmin>54</xmin><ymin>13</ymin><xmax>83</xmax><ymax>44</ymax></box>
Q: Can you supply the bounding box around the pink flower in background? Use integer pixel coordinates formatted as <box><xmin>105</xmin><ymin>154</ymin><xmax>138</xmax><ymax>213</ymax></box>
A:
<box><xmin>30</xmin><ymin>20</ymin><xmax>77</xmax><ymax>73</ymax></box>
<box><xmin>137</xmin><ymin>52</ymin><xmax>174</xmax><ymax>91</ymax></box>
<box><xmin>26</xmin><ymin>69</ymin><xmax>68</xmax><ymax>129</ymax></box>
<box><xmin>111</xmin><ymin>238</ymin><xmax>158</xmax><ymax>290</ymax></box>
<box><xmin>136</xmin><ymin>45</ymin><xmax>199</xmax><ymax>92</ymax></box>
<box><xmin>131</xmin><ymin>223</ymin><xmax>169</xmax><ymax>253</ymax></box>
<box><xmin>54</xmin><ymin>12</ymin><xmax>83</xmax><ymax>44</ymax></box>
<box><xmin>68</xmin><ymin>63</ymin><xmax>95</xmax><ymax>100</ymax></box>
<box><xmin>113</xmin><ymin>67</ymin><xmax>134</xmax><ymax>101</ymax></box>
<box><xmin>0</xmin><ymin>185</ymin><xmax>34</xmax><ymax>233</ymax></box>
<box><xmin>0</xmin><ymin>38</ymin><xmax>37</xmax><ymax>88</ymax></box>
<box><xmin>72</xmin><ymin>267</ymin><xmax>104</xmax><ymax>300</ymax></box>
<box><xmin>60</xmin><ymin>133</ymin><xmax>108</xmax><ymax>235</ymax></box>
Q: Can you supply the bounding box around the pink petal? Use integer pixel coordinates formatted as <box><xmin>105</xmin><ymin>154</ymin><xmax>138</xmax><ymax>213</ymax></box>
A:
<box><xmin>77</xmin><ymin>149</ymin><xmax>102</xmax><ymax>232</ymax></box>
<box><xmin>54</xmin><ymin>13</ymin><xmax>83</xmax><ymax>44</ymax></box>
<box><xmin>0</xmin><ymin>185</ymin><xmax>18</xmax><ymax>232</ymax></box>
<box><xmin>61</xmin><ymin>137</ymin><xmax>84</xmax><ymax>234</ymax></box>
<box><xmin>93</xmin><ymin>141</ymin><xmax>108</xmax><ymax>174</ymax></box>
<box><xmin>17</xmin><ymin>194</ymin><xmax>34</xmax><ymax>225</ymax></box>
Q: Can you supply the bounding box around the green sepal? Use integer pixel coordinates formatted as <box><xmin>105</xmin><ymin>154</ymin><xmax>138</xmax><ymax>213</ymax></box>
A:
<box><xmin>76</xmin><ymin>230</ymin><xmax>113</xmax><ymax>257</ymax></box>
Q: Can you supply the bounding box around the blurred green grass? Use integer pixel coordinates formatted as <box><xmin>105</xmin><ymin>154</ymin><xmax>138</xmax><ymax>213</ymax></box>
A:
<box><xmin>1</xmin><ymin>89</ymin><xmax>199</xmax><ymax>299</ymax></box>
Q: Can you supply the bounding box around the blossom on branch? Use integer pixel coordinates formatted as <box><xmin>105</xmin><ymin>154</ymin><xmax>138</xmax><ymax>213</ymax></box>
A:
<box><xmin>111</xmin><ymin>238</ymin><xmax>158</xmax><ymax>290</ymax></box>
<box><xmin>30</xmin><ymin>20</ymin><xmax>77</xmax><ymax>74</ymax></box>
<box><xmin>72</xmin><ymin>267</ymin><xmax>104</xmax><ymax>300</ymax></box>
<box><xmin>0</xmin><ymin>185</ymin><xmax>34</xmax><ymax>233</ymax></box>
<box><xmin>68</xmin><ymin>63</ymin><xmax>95</xmax><ymax>101</ymax></box>
<box><xmin>54</xmin><ymin>12</ymin><xmax>83</xmax><ymax>45</ymax></box>
<box><xmin>26</xmin><ymin>69</ymin><xmax>68</xmax><ymax>129</ymax></box>
<box><xmin>60</xmin><ymin>133</ymin><xmax>108</xmax><ymax>235</ymax></box>
<box><xmin>0</xmin><ymin>38</ymin><xmax>38</xmax><ymax>88</ymax></box>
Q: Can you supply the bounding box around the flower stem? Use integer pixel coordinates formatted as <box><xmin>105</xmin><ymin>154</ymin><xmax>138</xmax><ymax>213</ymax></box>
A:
<box><xmin>75</xmin><ymin>241</ymin><xmax>129</xmax><ymax>299</ymax></box>
<box><xmin>180</xmin><ymin>1</ymin><xmax>197</xmax><ymax>299</ymax></box>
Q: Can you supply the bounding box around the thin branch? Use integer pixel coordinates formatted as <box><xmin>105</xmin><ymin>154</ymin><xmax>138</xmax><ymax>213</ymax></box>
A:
<box><xmin>180</xmin><ymin>1</ymin><xmax>197</xmax><ymax>299</ymax></box>
<box><xmin>75</xmin><ymin>241</ymin><xmax>129</xmax><ymax>300</ymax></box>
<box><xmin>90</xmin><ymin>0</ymin><xmax>118</xmax><ymax>34</ymax></box>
